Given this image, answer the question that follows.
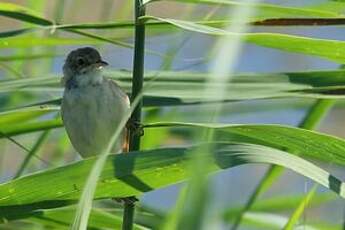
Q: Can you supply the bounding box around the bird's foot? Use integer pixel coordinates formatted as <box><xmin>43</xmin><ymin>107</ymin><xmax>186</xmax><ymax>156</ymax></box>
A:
<box><xmin>126</xmin><ymin>120</ymin><xmax>144</xmax><ymax>137</ymax></box>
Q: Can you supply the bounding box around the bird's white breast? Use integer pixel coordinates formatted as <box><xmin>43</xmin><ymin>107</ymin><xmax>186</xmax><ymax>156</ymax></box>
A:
<box><xmin>61</xmin><ymin>75</ymin><xmax>129</xmax><ymax>157</ymax></box>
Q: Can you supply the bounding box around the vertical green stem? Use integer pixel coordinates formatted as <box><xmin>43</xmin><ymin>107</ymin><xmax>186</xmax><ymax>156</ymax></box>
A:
<box><xmin>123</xmin><ymin>201</ymin><xmax>136</xmax><ymax>230</ymax></box>
<box><xmin>122</xmin><ymin>1</ymin><xmax>146</xmax><ymax>230</ymax></box>
<box><xmin>129</xmin><ymin>0</ymin><xmax>146</xmax><ymax>151</ymax></box>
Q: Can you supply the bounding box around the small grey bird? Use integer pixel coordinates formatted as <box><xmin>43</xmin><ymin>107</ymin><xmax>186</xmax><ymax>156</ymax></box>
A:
<box><xmin>61</xmin><ymin>47</ymin><xmax>130</xmax><ymax>158</ymax></box>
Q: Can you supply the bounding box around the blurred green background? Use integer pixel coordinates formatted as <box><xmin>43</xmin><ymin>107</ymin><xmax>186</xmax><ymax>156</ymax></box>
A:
<box><xmin>1</xmin><ymin>0</ymin><xmax>345</xmax><ymax>229</ymax></box>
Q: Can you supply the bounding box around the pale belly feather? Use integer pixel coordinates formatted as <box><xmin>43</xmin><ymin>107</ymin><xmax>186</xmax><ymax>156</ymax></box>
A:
<box><xmin>61</xmin><ymin>79</ymin><xmax>129</xmax><ymax>157</ymax></box>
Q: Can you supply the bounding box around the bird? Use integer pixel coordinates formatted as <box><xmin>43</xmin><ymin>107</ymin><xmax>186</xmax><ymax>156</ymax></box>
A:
<box><xmin>61</xmin><ymin>47</ymin><xmax>130</xmax><ymax>158</ymax></box>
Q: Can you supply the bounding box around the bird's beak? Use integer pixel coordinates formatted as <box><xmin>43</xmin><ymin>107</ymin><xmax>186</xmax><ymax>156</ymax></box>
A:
<box><xmin>99</xmin><ymin>60</ymin><xmax>108</xmax><ymax>66</ymax></box>
<box><xmin>94</xmin><ymin>60</ymin><xmax>109</xmax><ymax>69</ymax></box>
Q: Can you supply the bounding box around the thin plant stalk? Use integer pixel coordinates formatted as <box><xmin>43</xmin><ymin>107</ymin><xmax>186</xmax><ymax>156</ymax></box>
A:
<box><xmin>14</xmin><ymin>129</ymin><xmax>51</xmax><ymax>179</ymax></box>
<box><xmin>123</xmin><ymin>201</ymin><xmax>136</xmax><ymax>230</ymax></box>
<box><xmin>231</xmin><ymin>98</ymin><xmax>336</xmax><ymax>230</ymax></box>
<box><xmin>122</xmin><ymin>1</ymin><xmax>146</xmax><ymax>230</ymax></box>
<box><xmin>283</xmin><ymin>185</ymin><xmax>318</xmax><ymax>229</ymax></box>
<box><xmin>129</xmin><ymin>0</ymin><xmax>146</xmax><ymax>151</ymax></box>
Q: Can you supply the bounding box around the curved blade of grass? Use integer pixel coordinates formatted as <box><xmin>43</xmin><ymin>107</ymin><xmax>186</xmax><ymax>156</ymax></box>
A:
<box><xmin>147</xmin><ymin>17</ymin><xmax>345</xmax><ymax>63</ymax></box>
<box><xmin>11</xmin><ymin>205</ymin><xmax>160</xmax><ymax>229</ymax></box>
<box><xmin>145</xmin><ymin>122</ymin><xmax>345</xmax><ymax>165</ymax></box>
<box><xmin>2</xmin><ymin>121</ymin><xmax>345</xmax><ymax>168</ymax></box>
<box><xmin>0</xmin><ymin>106</ymin><xmax>58</xmax><ymax>125</ymax></box>
<box><xmin>5</xmin><ymin>69</ymin><xmax>345</xmax><ymax>102</ymax></box>
<box><xmin>0</xmin><ymin>3</ymin><xmax>151</xmax><ymax>52</ymax></box>
<box><xmin>0</xmin><ymin>102</ymin><xmax>310</xmax><ymax>139</ymax></box>
<box><xmin>3</xmin><ymin>192</ymin><xmax>333</xmax><ymax>228</ymax></box>
<box><xmin>145</xmin><ymin>0</ymin><xmax>341</xmax><ymax>18</ymax></box>
<box><xmin>0</xmin><ymin>2</ymin><xmax>52</xmax><ymax>25</ymax></box>
<box><xmin>0</xmin><ymin>3</ymin><xmax>134</xmax><ymax>49</ymax></box>
<box><xmin>0</xmin><ymin>53</ymin><xmax>61</xmax><ymax>62</ymax></box>
<box><xmin>0</xmin><ymin>78</ymin><xmax>311</xmax><ymax>101</ymax></box>
<box><xmin>10</xmin><ymin>95</ymin><xmax>187</xmax><ymax>110</ymax></box>
<box><xmin>1</xmin><ymin>1</ymin><xmax>343</xmax><ymax>37</ymax></box>
<box><xmin>0</xmin><ymin>141</ymin><xmax>344</xmax><ymax>217</ymax></box>
<box><xmin>2</xmin><ymin>2</ymin><xmax>345</xmax><ymax>59</ymax></box>
<box><xmin>231</xmin><ymin>98</ymin><xmax>336</xmax><ymax>229</ymax></box>
<box><xmin>0</xmin><ymin>28</ymin><xmax>33</xmax><ymax>38</ymax></box>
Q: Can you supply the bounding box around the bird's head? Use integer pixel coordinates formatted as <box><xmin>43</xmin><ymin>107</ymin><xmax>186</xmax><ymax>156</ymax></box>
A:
<box><xmin>63</xmin><ymin>47</ymin><xmax>108</xmax><ymax>77</ymax></box>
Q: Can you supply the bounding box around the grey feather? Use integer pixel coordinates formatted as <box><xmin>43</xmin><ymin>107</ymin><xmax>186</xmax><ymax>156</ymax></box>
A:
<box><xmin>61</xmin><ymin>77</ymin><xmax>130</xmax><ymax>157</ymax></box>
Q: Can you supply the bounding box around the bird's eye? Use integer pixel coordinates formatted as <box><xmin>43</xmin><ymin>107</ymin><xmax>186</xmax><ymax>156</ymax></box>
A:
<box><xmin>76</xmin><ymin>57</ymin><xmax>85</xmax><ymax>66</ymax></box>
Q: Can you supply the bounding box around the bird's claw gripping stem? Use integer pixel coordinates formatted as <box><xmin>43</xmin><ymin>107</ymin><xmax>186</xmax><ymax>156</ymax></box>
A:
<box><xmin>126</xmin><ymin>119</ymin><xmax>144</xmax><ymax>137</ymax></box>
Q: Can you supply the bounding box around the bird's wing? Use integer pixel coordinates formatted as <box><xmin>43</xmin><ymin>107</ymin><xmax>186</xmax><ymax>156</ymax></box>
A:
<box><xmin>109</xmin><ymin>79</ymin><xmax>130</xmax><ymax>107</ymax></box>
<box><xmin>108</xmin><ymin>79</ymin><xmax>131</xmax><ymax>153</ymax></box>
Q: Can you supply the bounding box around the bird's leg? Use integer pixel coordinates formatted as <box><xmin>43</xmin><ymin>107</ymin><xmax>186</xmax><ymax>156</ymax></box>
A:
<box><xmin>122</xmin><ymin>120</ymin><xmax>144</xmax><ymax>153</ymax></box>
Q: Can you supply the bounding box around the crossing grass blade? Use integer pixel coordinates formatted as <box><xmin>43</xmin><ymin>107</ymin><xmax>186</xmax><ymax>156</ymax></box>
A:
<box><xmin>146</xmin><ymin>17</ymin><xmax>345</xmax><ymax>63</ymax></box>
<box><xmin>3</xmin><ymin>69</ymin><xmax>345</xmax><ymax>106</ymax></box>
<box><xmin>20</xmin><ymin>207</ymin><xmax>148</xmax><ymax>230</ymax></box>
<box><xmin>0</xmin><ymin>140</ymin><xmax>344</xmax><ymax>218</ymax></box>
<box><xmin>0</xmin><ymin>106</ymin><xmax>59</xmax><ymax>125</ymax></box>
<box><xmin>145</xmin><ymin>0</ymin><xmax>342</xmax><ymax>18</ymax></box>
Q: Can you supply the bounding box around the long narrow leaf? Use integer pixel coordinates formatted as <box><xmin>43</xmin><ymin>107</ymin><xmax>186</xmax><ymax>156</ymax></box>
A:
<box><xmin>147</xmin><ymin>17</ymin><xmax>345</xmax><ymax>63</ymax></box>
<box><xmin>0</xmin><ymin>142</ymin><xmax>344</xmax><ymax>217</ymax></box>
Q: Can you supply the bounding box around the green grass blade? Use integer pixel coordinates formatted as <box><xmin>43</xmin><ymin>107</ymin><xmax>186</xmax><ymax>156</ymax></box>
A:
<box><xmin>231</xmin><ymin>97</ymin><xmax>336</xmax><ymax>229</ymax></box>
<box><xmin>147</xmin><ymin>17</ymin><xmax>345</xmax><ymax>63</ymax></box>
<box><xmin>145</xmin><ymin>122</ymin><xmax>345</xmax><ymax>165</ymax></box>
<box><xmin>4</xmin><ymin>69</ymin><xmax>345</xmax><ymax>103</ymax></box>
<box><xmin>146</xmin><ymin>0</ymin><xmax>341</xmax><ymax>18</ymax></box>
<box><xmin>3</xmin><ymin>121</ymin><xmax>345</xmax><ymax>168</ymax></box>
<box><xmin>14</xmin><ymin>129</ymin><xmax>51</xmax><ymax>179</ymax></box>
<box><xmin>299</xmin><ymin>99</ymin><xmax>336</xmax><ymax>129</ymax></box>
<box><xmin>0</xmin><ymin>2</ymin><xmax>52</xmax><ymax>26</ymax></box>
<box><xmin>0</xmin><ymin>118</ymin><xmax>62</xmax><ymax>137</ymax></box>
<box><xmin>0</xmin><ymin>28</ymin><xmax>33</xmax><ymax>38</ymax></box>
<box><xmin>0</xmin><ymin>141</ymin><xmax>344</xmax><ymax>217</ymax></box>
<box><xmin>26</xmin><ymin>207</ymin><xmax>147</xmax><ymax>230</ymax></box>
<box><xmin>224</xmin><ymin>192</ymin><xmax>336</xmax><ymax>219</ymax></box>
<box><xmin>283</xmin><ymin>185</ymin><xmax>318</xmax><ymax>230</ymax></box>
<box><xmin>0</xmin><ymin>106</ymin><xmax>59</xmax><ymax>125</ymax></box>
<box><xmin>230</xmin><ymin>165</ymin><xmax>284</xmax><ymax>229</ymax></box>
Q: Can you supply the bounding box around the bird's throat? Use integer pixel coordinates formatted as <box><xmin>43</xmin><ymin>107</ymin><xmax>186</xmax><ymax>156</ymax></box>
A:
<box><xmin>65</xmin><ymin>69</ymin><xmax>104</xmax><ymax>89</ymax></box>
